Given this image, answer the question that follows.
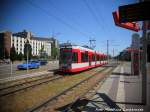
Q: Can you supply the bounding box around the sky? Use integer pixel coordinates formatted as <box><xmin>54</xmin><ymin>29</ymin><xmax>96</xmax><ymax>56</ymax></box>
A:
<box><xmin>0</xmin><ymin>0</ymin><xmax>140</xmax><ymax>56</ymax></box>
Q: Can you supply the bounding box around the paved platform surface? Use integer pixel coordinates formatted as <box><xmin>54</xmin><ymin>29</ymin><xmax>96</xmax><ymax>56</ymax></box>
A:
<box><xmin>83</xmin><ymin>62</ymin><xmax>150</xmax><ymax>112</ymax></box>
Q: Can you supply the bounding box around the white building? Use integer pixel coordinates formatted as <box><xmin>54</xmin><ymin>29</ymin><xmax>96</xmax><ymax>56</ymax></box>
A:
<box><xmin>31</xmin><ymin>37</ymin><xmax>52</xmax><ymax>56</ymax></box>
<box><xmin>11</xmin><ymin>36</ymin><xmax>25</xmax><ymax>55</ymax></box>
<box><xmin>11</xmin><ymin>30</ymin><xmax>53</xmax><ymax>56</ymax></box>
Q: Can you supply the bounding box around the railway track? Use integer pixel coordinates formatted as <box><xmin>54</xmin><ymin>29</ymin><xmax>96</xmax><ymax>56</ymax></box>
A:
<box><xmin>0</xmin><ymin>74</ymin><xmax>63</xmax><ymax>97</ymax></box>
<box><xmin>64</xmin><ymin>67</ymin><xmax>116</xmax><ymax>112</ymax></box>
<box><xmin>27</xmin><ymin>66</ymin><xmax>115</xmax><ymax>112</ymax></box>
<box><xmin>0</xmin><ymin>66</ymin><xmax>105</xmax><ymax>98</ymax></box>
<box><xmin>0</xmin><ymin>73</ymin><xmax>53</xmax><ymax>90</ymax></box>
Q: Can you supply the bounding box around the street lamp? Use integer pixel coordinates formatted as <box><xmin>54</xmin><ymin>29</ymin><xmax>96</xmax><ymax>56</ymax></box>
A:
<box><xmin>26</xmin><ymin>41</ymin><xmax>30</xmax><ymax>73</ymax></box>
<box><xmin>27</xmin><ymin>44</ymin><xmax>28</xmax><ymax>73</ymax></box>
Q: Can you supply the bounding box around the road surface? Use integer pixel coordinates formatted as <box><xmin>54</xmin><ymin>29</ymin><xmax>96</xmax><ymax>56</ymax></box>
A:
<box><xmin>0</xmin><ymin>61</ymin><xmax>59</xmax><ymax>79</ymax></box>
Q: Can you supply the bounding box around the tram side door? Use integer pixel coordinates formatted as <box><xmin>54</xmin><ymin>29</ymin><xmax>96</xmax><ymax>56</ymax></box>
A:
<box><xmin>89</xmin><ymin>54</ymin><xmax>91</xmax><ymax>66</ymax></box>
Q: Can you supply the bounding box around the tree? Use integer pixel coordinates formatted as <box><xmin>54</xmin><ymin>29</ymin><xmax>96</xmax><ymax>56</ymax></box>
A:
<box><xmin>51</xmin><ymin>47</ymin><xmax>59</xmax><ymax>59</ymax></box>
<box><xmin>39</xmin><ymin>45</ymin><xmax>46</xmax><ymax>59</ymax></box>
<box><xmin>17</xmin><ymin>52</ymin><xmax>23</xmax><ymax>61</ymax></box>
<box><xmin>10</xmin><ymin>44</ymin><xmax>17</xmax><ymax>63</ymax></box>
<box><xmin>4</xmin><ymin>49</ymin><xmax>10</xmax><ymax>59</ymax></box>
<box><xmin>24</xmin><ymin>40</ymin><xmax>32</xmax><ymax>61</ymax></box>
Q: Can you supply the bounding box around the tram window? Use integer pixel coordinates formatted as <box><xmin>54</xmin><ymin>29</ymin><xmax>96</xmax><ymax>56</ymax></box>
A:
<box><xmin>101</xmin><ymin>56</ymin><xmax>103</xmax><ymax>61</ymax></box>
<box><xmin>104</xmin><ymin>56</ymin><xmax>106</xmax><ymax>60</ymax></box>
<box><xmin>92</xmin><ymin>54</ymin><xmax>96</xmax><ymax>61</ymax></box>
<box><xmin>85</xmin><ymin>53</ymin><xmax>88</xmax><ymax>62</ymax></box>
<box><xmin>72</xmin><ymin>52</ymin><xmax>78</xmax><ymax>63</ymax></box>
<box><xmin>99</xmin><ymin>56</ymin><xmax>101</xmax><ymax>61</ymax></box>
<box><xmin>60</xmin><ymin>49</ymin><xmax>72</xmax><ymax>63</ymax></box>
<box><xmin>81</xmin><ymin>53</ymin><xmax>85</xmax><ymax>62</ymax></box>
<box><xmin>85</xmin><ymin>51</ymin><xmax>88</xmax><ymax>62</ymax></box>
<box><xmin>92</xmin><ymin>55</ymin><xmax>94</xmax><ymax>61</ymax></box>
<box><xmin>96</xmin><ymin>55</ymin><xmax>99</xmax><ymax>61</ymax></box>
<box><xmin>81</xmin><ymin>53</ymin><xmax>88</xmax><ymax>62</ymax></box>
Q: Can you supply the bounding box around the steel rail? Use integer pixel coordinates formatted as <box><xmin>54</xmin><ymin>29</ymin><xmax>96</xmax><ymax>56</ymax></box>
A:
<box><xmin>27</xmin><ymin>67</ymin><xmax>109</xmax><ymax>112</ymax></box>
<box><xmin>63</xmin><ymin>66</ymin><xmax>116</xmax><ymax>112</ymax></box>
<box><xmin>0</xmin><ymin>74</ymin><xmax>54</xmax><ymax>91</ymax></box>
<box><xmin>0</xmin><ymin>75</ymin><xmax>63</xmax><ymax>97</ymax></box>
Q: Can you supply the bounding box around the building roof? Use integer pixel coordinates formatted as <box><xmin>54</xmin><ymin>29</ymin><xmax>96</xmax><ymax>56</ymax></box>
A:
<box><xmin>31</xmin><ymin>36</ymin><xmax>54</xmax><ymax>42</ymax></box>
<box><xmin>13</xmin><ymin>31</ymin><xmax>28</xmax><ymax>38</ymax></box>
<box><xmin>12</xmin><ymin>30</ymin><xmax>58</xmax><ymax>44</ymax></box>
<box><xmin>0</xmin><ymin>31</ymin><xmax>12</xmax><ymax>34</ymax></box>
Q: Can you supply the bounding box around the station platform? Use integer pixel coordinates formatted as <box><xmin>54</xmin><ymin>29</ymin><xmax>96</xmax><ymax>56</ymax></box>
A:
<box><xmin>83</xmin><ymin>62</ymin><xmax>150</xmax><ymax>112</ymax></box>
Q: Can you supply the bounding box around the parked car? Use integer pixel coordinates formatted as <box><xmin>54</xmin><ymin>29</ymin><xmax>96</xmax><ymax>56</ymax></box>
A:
<box><xmin>0</xmin><ymin>59</ymin><xmax>10</xmax><ymax>64</ymax></box>
<box><xmin>38</xmin><ymin>60</ymin><xmax>48</xmax><ymax>65</ymax></box>
<box><xmin>17</xmin><ymin>61</ymin><xmax>40</xmax><ymax>70</ymax></box>
<box><xmin>29</xmin><ymin>60</ymin><xmax>41</xmax><ymax>66</ymax></box>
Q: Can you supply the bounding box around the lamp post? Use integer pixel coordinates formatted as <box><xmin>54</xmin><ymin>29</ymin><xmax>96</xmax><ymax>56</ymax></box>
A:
<box><xmin>25</xmin><ymin>40</ymin><xmax>31</xmax><ymax>74</ymax></box>
<box><xmin>112</xmin><ymin>45</ymin><xmax>120</xmax><ymax>64</ymax></box>
<box><xmin>27</xmin><ymin>43</ymin><xmax>29</xmax><ymax>73</ymax></box>
<box><xmin>141</xmin><ymin>20</ymin><xmax>147</xmax><ymax>105</ymax></box>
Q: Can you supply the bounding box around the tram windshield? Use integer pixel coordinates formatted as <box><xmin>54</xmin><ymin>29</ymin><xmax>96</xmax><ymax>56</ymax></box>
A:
<box><xmin>60</xmin><ymin>48</ymin><xmax>72</xmax><ymax>64</ymax></box>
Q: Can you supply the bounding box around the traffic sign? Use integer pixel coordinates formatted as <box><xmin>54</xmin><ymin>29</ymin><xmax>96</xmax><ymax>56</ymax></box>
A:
<box><xmin>119</xmin><ymin>1</ymin><xmax>150</xmax><ymax>23</ymax></box>
<box><xmin>126</xmin><ymin>48</ymin><xmax>143</xmax><ymax>53</ymax></box>
<box><xmin>112</xmin><ymin>11</ymin><xmax>140</xmax><ymax>32</ymax></box>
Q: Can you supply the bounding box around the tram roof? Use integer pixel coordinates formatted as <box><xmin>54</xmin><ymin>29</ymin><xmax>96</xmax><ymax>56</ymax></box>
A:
<box><xmin>60</xmin><ymin>43</ymin><xmax>106</xmax><ymax>55</ymax></box>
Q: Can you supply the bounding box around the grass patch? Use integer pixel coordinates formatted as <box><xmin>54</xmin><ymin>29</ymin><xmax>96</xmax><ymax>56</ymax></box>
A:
<box><xmin>0</xmin><ymin>67</ymin><xmax>103</xmax><ymax>112</ymax></box>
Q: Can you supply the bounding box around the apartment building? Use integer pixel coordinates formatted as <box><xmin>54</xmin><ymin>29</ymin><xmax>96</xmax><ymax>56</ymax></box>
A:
<box><xmin>13</xmin><ymin>30</ymin><xmax>54</xmax><ymax>56</ymax></box>
<box><xmin>0</xmin><ymin>30</ymin><xmax>58</xmax><ymax>59</ymax></box>
<box><xmin>0</xmin><ymin>31</ymin><xmax>11</xmax><ymax>59</ymax></box>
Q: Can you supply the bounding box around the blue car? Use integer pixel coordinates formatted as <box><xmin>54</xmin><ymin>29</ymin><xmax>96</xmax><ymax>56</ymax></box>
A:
<box><xmin>29</xmin><ymin>60</ymin><xmax>41</xmax><ymax>66</ymax></box>
<box><xmin>38</xmin><ymin>60</ymin><xmax>48</xmax><ymax>65</ymax></box>
<box><xmin>17</xmin><ymin>61</ymin><xmax>40</xmax><ymax>70</ymax></box>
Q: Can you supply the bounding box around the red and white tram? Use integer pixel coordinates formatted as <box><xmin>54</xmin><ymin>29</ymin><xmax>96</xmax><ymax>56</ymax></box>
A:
<box><xmin>59</xmin><ymin>44</ymin><xmax>108</xmax><ymax>73</ymax></box>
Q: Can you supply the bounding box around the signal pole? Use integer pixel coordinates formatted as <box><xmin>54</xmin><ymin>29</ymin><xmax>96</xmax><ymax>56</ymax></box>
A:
<box><xmin>141</xmin><ymin>20</ymin><xmax>147</xmax><ymax>105</ymax></box>
<box><xmin>107</xmin><ymin>40</ymin><xmax>109</xmax><ymax>61</ymax></box>
<box><xmin>113</xmin><ymin>48</ymin><xmax>114</xmax><ymax>58</ymax></box>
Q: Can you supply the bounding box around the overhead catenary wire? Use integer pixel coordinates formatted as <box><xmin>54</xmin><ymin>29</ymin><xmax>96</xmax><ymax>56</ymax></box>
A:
<box><xmin>91</xmin><ymin>0</ymin><xmax>112</xmax><ymax>33</ymax></box>
<box><xmin>48</xmin><ymin>0</ymin><xmax>93</xmax><ymax>37</ymax></box>
<box><xmin>82</xmin><ymin>0</ymin><xmax>106</xmax><ymax>34</ymax></box>
<box><xmin>83</xmin><ymin>0</ymin><xmax>119</xmax><ymax>50</ymax></box>
<box><xmin>26</xmin><ymin>0</ymin><xmax>89</xmax><ymax>38</ymax></box>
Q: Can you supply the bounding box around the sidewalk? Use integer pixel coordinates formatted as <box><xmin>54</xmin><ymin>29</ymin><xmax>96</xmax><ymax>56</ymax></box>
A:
<box><xmin>83</xmin><ymin>62</ymin><xmax>150</xmax><ymax>112</ymax></box>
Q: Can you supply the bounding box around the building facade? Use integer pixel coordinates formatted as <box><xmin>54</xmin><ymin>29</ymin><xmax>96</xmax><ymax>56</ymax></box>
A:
<box><xmin>12</xmin><ymin>30</ymin><xmax>53</xmax><ymax>56</ymax></box>
<box><xmin>0</xmin><ymin>31</ymin><xmax>12</xmax><ymax>59</ymax></box>
<box><xmin>30</xmin><ymin>37</ymin><xmax>52</xmax><ymax>56</ymax></box>
<box><xmin>147</xmin><ymin>32</ymin><xmax>150</xmax><ymax>62</ymax></box>
<box><xmin>0</xmin><ymin>30</ymin><xmax>58</xmax><ymax>59</ymax></box>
